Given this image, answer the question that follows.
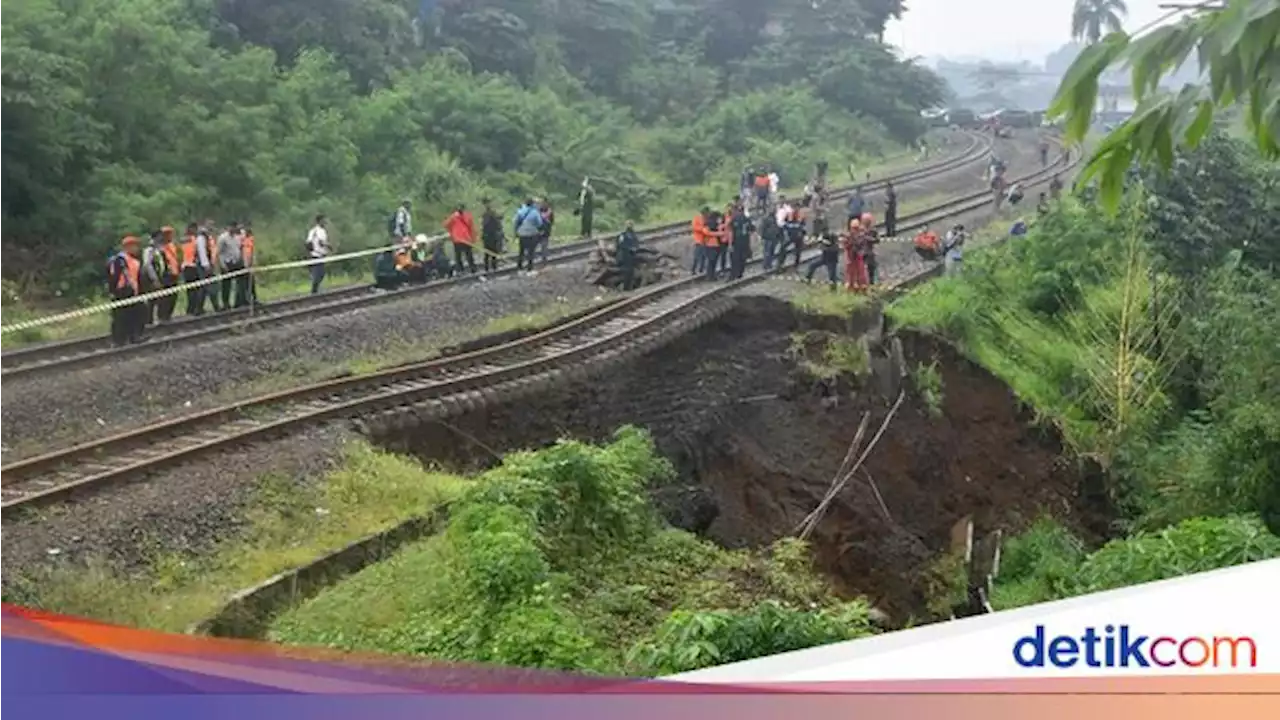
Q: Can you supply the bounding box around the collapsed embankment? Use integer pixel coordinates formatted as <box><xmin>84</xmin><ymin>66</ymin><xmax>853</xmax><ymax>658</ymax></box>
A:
<box><xmin>376</xmin><ymin>295</ymin><xmax>1108</xmax><ymax>620</ymax></box>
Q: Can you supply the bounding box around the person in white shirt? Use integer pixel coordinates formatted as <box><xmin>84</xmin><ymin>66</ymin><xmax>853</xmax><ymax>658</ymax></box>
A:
<box><xmin>775</xmin><ymin>196</ymin><xmax>794</xmax><ymax>228</ymax></box>
<box><xmin>393</xmin><ymin>200</ymin><xmax>412</xmax><ymax>238</ymax></box>
<box><xmin>306</xmin><ymin>214</ymin><xmax>330</xmax><ymax>294</ymax></box>
<box><xmin>768</xmin><ymin>171</ymin><xmax>779</xmax><ymax>195</ymax></box>
<box><xmin>943</xmin><ymin>224</ymin><xmax>967</xmax><ymax>276</ymax></box>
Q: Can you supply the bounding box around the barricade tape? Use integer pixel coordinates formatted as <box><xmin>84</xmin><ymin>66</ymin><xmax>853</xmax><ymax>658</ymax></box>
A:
<box><xmin>0</xmin><ymin>233</ymin><xmax>522</xmax><ymax>335</ymax></box>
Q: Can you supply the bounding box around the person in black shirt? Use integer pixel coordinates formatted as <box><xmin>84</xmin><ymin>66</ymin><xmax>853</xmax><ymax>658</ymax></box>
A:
<box><xmin>781</xmin><ymin>212</ymin><xmax>806</xmax><ymax>269</ymax></box>
<box><xmin>760</xmin><ymin>211</ymin><xmax>782</xmax><ymax>271</ymax></box>
<box><xmin>729</xmin><ymin>209</ymin><xmax>754</xmax><ymax>280</ymax></box>
<box><xmin>615</xmin><ymin>220</ymin><xmax>640</xmax><ymax>291</ymax></box>
<box><xmin>481</xmin><ymin>199</ymin><xmax>504</xmax><ymax>273</ymax></box>
<box><xmin>883</xmin><ymin>181</ymin><xmax>898</xmax><ymax>238</ymax></box>
<box><xmin>805</xmin><ymin>231</ymin><xmax>840</xmax><ymax>287</ymax></box>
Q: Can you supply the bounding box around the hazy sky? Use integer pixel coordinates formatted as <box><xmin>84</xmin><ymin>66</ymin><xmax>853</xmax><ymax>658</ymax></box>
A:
<box><xmin>887</xmin><ymin>0</ymin><xmax>1179</xmax><ymax>62</ymax></box>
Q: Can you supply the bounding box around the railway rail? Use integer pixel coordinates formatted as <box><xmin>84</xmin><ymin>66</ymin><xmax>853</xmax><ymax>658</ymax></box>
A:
<box><xmin>0</xmin><ymin>142</ymin><xmax>1075</xmax><ymax>517</ymax></box>
<box><xmin>0</xmin><ymin>131</ymin><xmax>996</xmax><ymax>379</ymax></box>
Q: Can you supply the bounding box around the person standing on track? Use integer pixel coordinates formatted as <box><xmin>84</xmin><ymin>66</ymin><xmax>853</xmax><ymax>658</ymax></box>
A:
<box><xmin>179</xmin><ymin>222</ymin><xmax>211</xmax><ymax>316</ymax></box>
<box><xmin>729</xmin><ymin>202</ymin><xmax>754</xmax><ymax>280</ymax></box>
<box><xmin>781</xmin><ymin>209</ymin><xmax>806</xmax><ymax>269</ymax></box>
<box><xmin>306</xmin><ymin>214</ymin><xmax>331</xmax><ymax>294</ymax></box>
<box><xmin>106</xmin><ymin>235</ymin><xmax>146</xmax><ymax>346</ymax></box>
<box><xmin>217</xmin><ymin>221</ymin><xmax>247</xmax><ymax>309</ymax></box>
<box><xmin>198</xmin><ymin>219</ymin><xmax>224</xmax><ymax>312</ymax></box>
<box><xmin>1039</xmin><ymin>139</ymin><xmax>1050</xmax><ymax>167</ymax></box>
<box><xmin>760</xmin><ymin>209</ymin><xmax>782</xmax><ymax>271</ymax></box>
<box><xmin>805</xmin><ymin>229</ymin><xmax>840</xmax><ymax>288</ymax></box>
<box><xmin>241</xmin><ymin>222</ymin><xmax>258</xmax><ymax>305</ymax></box>
<box><xmin>691</xmin><ymin>206</ymin><xmax>712</xmax><ymax>276</ymax></box>
<box><xmin>846</xmin><ymin>187</ymin><xmax>867</xmax><ymax>227</ymax></box>
<box><xmin>843</xmin><ymin>219</ymin><xmax>868</xmax><ymax>293</ymax></box>
<box><xmin>538</xmin><ymin>200</ymin><xmax>555</xmax><ymax>268</ymax></box>
<box><xmin>615</xmin><ymin>219</ymin><xmax>640</xmax><ymax>291</ymax></box>
<box><xmin>481</xmin><ymin>198</ymin><xmax>504</xmax><ymax>274</ymax></box>
<box><xmin>717</xmin><ymin>202</ymin><xmax>734</xmax><ymax>275</ymax></box>
<box><xmin>140</xmin><ymin>230</ymin><xmax>163</xmax><ymax>327</ymax></box>
<box><xmin>753</xmin><ymin>169</ymin><xmax>771</xmax><ymax>214</ymax></box>
<box><xmin>703</xmin><ymin>206</ymin><xmax>725</xmax><ymax>281</ymax></box>
<box><xmin>576</xmin><ymin>178</ymin><xmax>596</xmax><ymax>240</ymax></box>
<box><xmin>514</xmin><ymin>198</ymin><xmax>544</xmax><ymax>274</ymax></box>
<box><xmin>883</xmin><ymin>181</ymin><xmax>898</xmax><ymax>238</ymax></box>
<box><xmin>443</xmin><ymin>204</ymin><xmax>478</xmax><ymax>275</ymax></box>
<box><xmin>860</xmin><ymin>213</ymin><xmax>880</xmax><ymax>286</ymax></box>
<box><xmin>775</xmin><ymin>195</ymin><xmax>794</xmax><ymax>230</ymax></box>
<box><xmin>143</xmin><ymin>227</ymin><xmax>180</xmax><ymax>324</ymax></box>
<box><xmin>943</xmin><ymin>224</ymin><xmax>967</xmax><ymax>276</ymax></box>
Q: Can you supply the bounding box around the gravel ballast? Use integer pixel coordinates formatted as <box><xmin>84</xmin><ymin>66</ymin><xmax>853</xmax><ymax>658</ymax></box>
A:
<box><xmin>1</xmin><ymin>131</ymin><xmax>1064</xmax><ymax>601</ymax></box>
<box><xmin>0</xmin><ymin>134</ymin><xmax>1043</xmax><ymax>460</ymax></box>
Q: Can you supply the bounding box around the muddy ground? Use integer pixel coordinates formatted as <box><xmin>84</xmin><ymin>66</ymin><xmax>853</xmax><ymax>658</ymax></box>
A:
<box><xmin>381</xmin><ymin>295</ymin><xmax>1107</xmax><ymax>621</ymax></box>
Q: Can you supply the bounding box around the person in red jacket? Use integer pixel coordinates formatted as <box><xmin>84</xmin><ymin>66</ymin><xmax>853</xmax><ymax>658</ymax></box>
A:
<box><xmin>843</xmin><ymin>218</ymin><xmax>870</xmax><ymax>293</ymax></box>
<box><xmin>443</xmin><ymin>204</ymin><xmax>477</xmax><ymax>276</ymax></box>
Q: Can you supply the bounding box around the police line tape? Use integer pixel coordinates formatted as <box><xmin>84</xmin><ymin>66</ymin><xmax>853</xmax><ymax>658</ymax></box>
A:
<box><xmin>0</xmin><ymin>233</ymin><xmax>518</xmax><ymax>335</ymax></box>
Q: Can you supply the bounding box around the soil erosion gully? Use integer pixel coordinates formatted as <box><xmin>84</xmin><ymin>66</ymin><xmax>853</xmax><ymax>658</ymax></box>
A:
<box><xmin>1</xmin><ymin>132</ymin><xmax>997</xmax><ymax>378</ymax></box>
<box><xmin>0</xmin><ymin>141</ymin><xmax>1075</xmax><ymax>515</ymax></box>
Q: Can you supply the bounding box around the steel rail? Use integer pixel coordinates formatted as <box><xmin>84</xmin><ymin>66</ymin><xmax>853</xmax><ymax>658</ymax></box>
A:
<box><xmin>0</xmin><ymin>132</ymin><xmax>995</xmax><ymax>379</ymax></box>
<box><xmin>0</xmin><ymin>142</ymin><xmax>1073</xmax><ymax>516</ymax></box>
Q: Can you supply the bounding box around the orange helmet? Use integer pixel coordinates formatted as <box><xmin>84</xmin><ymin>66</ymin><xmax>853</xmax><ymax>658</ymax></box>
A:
<box><xmin>860</xmin><ymin>212</ymin><xmax>874</xmax><ymax>226</ymax></box>
<box><xmin>121</xmin><ymin>235</ymin><xmax>140</xmax><ymax>248</ymax></box>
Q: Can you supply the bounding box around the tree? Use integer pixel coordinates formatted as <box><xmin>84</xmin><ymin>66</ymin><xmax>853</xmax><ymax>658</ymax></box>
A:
<box><xmin>1051</xmin><ymin>0</ymin><xmax>1280</xmax><ymax>212</ymax></box>
<box><xmin>1071</xmin><ymin>0</ymin><xmax>1129</xmax><ymax>44</ymax></box>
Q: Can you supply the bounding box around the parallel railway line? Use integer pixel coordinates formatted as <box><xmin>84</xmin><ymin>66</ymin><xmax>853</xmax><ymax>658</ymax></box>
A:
<box><xmin>0</xmin><ymin>132</ymin><xmax>996</xmax><ymax>379</ymax></box>
<box><xmin>0</xmin><ymin>142</ymin><xmax>1076</xmax><ymax>516</ymax></box>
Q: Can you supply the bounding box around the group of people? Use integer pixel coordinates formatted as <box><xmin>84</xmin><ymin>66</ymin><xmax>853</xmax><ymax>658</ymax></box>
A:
<box><xmin>367</xmin><ymin>180</ymin><xmax>604</xmax><ymax>292</ymax></box>
<box><xmin>105</xmin><ymin>221</ymin><xmax>259</xmax><ymax>346</ymax></box>
<box><xmin>689</xmin><ymin>163</ymin><xmax>905</xmax><ymax>294</ymax></box>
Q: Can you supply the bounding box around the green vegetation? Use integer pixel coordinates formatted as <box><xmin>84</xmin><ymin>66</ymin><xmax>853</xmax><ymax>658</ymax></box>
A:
<box><xmin>911</xmin><ymin>360</ymin><xmax>944</xmax><ymax>418</ymax></box>
<box><xmin>271</xmin><ymin>428</ymin><xmax>876</xmax><ymax>674</ymax></box>
<box><xmin>1053</xmin><ymin>0</ymin><xmax>1279</xmax><ymax>210</ymax></box>
<box><xmin>3</xmin><ymin>0</ymin><xmax>940</xmax><ymax>319</ymax></box>
<box><xmin>788</xmin><ymin>331</ymin><xmax>871</xmax><ymax>381</ymax></box>
<box><xmin>2</xmin><ymin>443</ymin><xmax>465</xmax><ymax>632</ymax></box>
<box><xmin>889</xmin><ymin>132</ymin><xmax>1280</xmax><ymax>606</ymax></box>
<box><xmin>789</xmin><ymin>284</ymin><xmax>872</xmax><ymax>318</ymax></box>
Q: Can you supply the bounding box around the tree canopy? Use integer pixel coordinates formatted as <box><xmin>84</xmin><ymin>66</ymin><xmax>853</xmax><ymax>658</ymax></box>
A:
<box><xmin>1052</xmin><ymin>0</ymin><xmax>1279</xmax><ymax>211</ymax></box>
<box><xmin>1</xmin><ymin>0</ymin><xmax>941</xmax><ymax>294</ymax></box>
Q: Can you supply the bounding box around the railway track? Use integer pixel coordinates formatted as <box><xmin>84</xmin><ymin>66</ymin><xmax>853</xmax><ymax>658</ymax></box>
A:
<box><xmin>0</xmin><ymin>131</ymin><xmax>995</xmax><ymax>379</ymax></box>
<box><xmin>0</xmin><ymin>141</ymin><xmax>1074</xmax><ymax>516</ymax></box>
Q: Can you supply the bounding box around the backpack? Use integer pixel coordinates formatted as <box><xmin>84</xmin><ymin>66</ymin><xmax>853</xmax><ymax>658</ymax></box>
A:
<box><xmin>516</xmin><ymin>206</ymin><xmax>542</xmax><ymax>237</ymax></box>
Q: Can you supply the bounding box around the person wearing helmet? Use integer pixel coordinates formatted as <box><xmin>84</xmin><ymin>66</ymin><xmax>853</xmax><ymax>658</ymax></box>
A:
<box><xmin>106</xmin><ymin>235</ymin><xmax>146</xmax><ymax>346</ymax></box>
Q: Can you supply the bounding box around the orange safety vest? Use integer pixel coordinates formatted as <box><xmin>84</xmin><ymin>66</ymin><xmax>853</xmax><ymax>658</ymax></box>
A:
<box><xmin>241</xmin><ymin>232</ymin><xmax>255</xmax><ymax>266</ymax></box>
<box><xmin>161</xmin><ymin>242</ymin><xmax>180</xmax><ymax>277</ymax></box>
<box><xmin>110</xmin><ymin>252</ymin><xmax>141</xmax><ymax>295</ymax></box>
<box><xmin>692</xmin><ymin>214</ymin><xmax>710</xmax><ymax>246</ymax></box>
<box><xmin>754</xmin><ymin>174</ymin><xmax>769</xmax><ymax>189</ymax></box>
<box><xmin>181</xmin><ymin>234</ymin><xmax>198</xmax><ymax>268</ymax></box>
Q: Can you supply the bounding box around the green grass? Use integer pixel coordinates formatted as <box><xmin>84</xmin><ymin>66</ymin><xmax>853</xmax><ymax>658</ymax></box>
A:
<box><xmin>911</xmin><ymin>360</ymin><xmax>944</xmax><ymax>418</ymax></box>
<box><xmin>3</xmin><ymin>442</ymin><xmax>466</xmax><ymax>633</ymax></box>
<box><xmin>787</xmin><ymin>331</ymin><xmax>871</xmax><ymax>382</ymax></box>
<box><xmin>789</xmin><ymin>284</ymin><xmax>872</xmax><ymax>318</ymax></box>
<box><xmin>268</xmin><ymin>429</ymin><xmax>878</xmax><ymax>674</ymax></box>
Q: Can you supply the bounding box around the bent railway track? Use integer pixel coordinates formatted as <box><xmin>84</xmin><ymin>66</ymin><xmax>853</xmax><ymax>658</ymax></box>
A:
<box><xmin>0</xmin><ymin>132</ymin><xmax>996</xmax><ymax>379</ymax></box>
<box><xmin>0</xmin><ymin>142</ymin><xmax>1075</xmax><ymax>516</ymax></box>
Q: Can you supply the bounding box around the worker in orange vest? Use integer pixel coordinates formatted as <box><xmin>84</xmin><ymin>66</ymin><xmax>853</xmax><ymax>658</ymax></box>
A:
<box><xmin>691</xmin><ymin>207</ymin><xmax>713</xmax><ymax>276</ymax></box>
<box><xmin>240</xmin><ymin>222</ymin><xmax>258</xmax><ymax>307</ymax></box>
<box><xmin>142</xmin><ymin>226</ymin><xmax>181</xmax><ymax>323</ymax></box>
<box><xmin>106</xmin><ymin>235</ymin><xmax>145</xmax><ymax>346</ymax></box>
<box><xmin>179</xmin><ymin>222</ymin><xmax>212</xmax><ymax>316</ymax></box>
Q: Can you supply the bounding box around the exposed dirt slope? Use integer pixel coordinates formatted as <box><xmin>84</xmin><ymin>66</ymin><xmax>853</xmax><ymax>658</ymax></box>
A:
<box><xmin>381</xmin><ymin>295</ymin><xmax>1100</xmax><ymax>619</ymax></box>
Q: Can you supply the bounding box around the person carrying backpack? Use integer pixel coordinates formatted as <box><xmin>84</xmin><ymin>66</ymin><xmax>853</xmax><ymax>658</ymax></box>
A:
<box><xmin>106</xmin><ymin>235</ymin><xmax>146</xmax><ymax>346</ymax></box>
<box><xmin>537</xmin><ymin>201</ymin><xmax>555</xmax><ymax>267</ymax></box>
<box><xmin>805</xmin><ymin>229</ymin><xmax>840</xmax><ymax>288</ymax></box>
<box><xmin>306</xmin><ymin>214</ymin><xmax>330</xmax><ymax>294</ymax></box>
<box><xmin>513</xmin><ymin>199</ymin><xmax>543</xmax><ymax>273</ymax></box>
